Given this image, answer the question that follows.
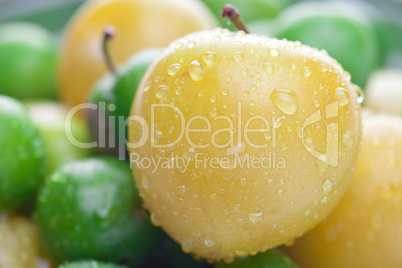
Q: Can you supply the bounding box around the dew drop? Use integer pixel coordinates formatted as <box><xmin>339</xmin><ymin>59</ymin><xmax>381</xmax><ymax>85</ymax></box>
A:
<box><xmin>296</xmin><ymin>127</ymin><xmax>303</xmax><ymax>138</ymax></box>
<box><xmin>241</xmin><ymin>69</ymin><xmax>249</xmax><ymax>76</ymax></box>
<box><xmin>189</xmin><ymin>60</ymin><xmax>206</xmax><ymax>81</ymax></box>
<box><xmin>210</xmin><ymin>107</ymin><xmax>218</xmax><ymax>117</ymax></box>
<box><xmin>156</xmin><ymin>85</ymin><xmax>168</xmax><ymax>99</ymax></box>
<box><xmin>322</xmin><ymin>179</ymin><xmax>333</xmax><ymax>192</ymax></box>
<box><xmin>249</xmin><ymin>211</ymin><xmax>263</xmax><ymax>224</ymax></box>
<box><xmin>204</xmin><ymin>239</ymin><xmax>215</xmax><ymax>248</ymax></box>
<box><xmin>302</xmin><ymin>67</ymin><xmax>312</xmax><ymax>78</ymax></box>
<box><xmin>354</xmin><ymin>85</ymin><xmax>365</xmax><ymax>104</ymax></box>
<box><xmin>234</xmin><ymin>52</ymin><xmax>244</xmax><ymax>62</ymax></box>
<box><xmin>210</xmin><ymin>94</ymin><xmax>217</xmax><ymax>103</ymax></box>
<box><xmin>243</xmin><ymin>91</ymin><xmax>250</xmax><ymax>97</ymax></box>
<box><xmin>150</xmin><ymin>213</ymin><xmax>161</xmax><ymax>226</ymax></box>
<box><xmin>270</xmin><ymin>88</ymin><xmax>298</xmax><ymax>115</ymax></box>
<box><xmin>182</xmin><ymin>242</ymin><xmax>193</xmax><ymax>253</ymax></box>
<box><xmin>263</xmin><ymin>63</ymin><xmax>275</xmax><ymax>75</ymax></box>
<box><xmin>167</xmin><ymin>63</ymin><xmax>181</xmax><ymax>76</ymax></box>
<box><xmin>336</xmin><ymin>87</ymin><xmax>349</xmax><ymax>106</ymax></box>
<box><xmin>175</xmin><ymin>42</ymin><xmax>183</xmax><ymax>50</ymax></box>
<box><xmin>153</xmin><ymin>131</ymin><xmax>163</xmax><ymax>145</ymax></box>
<box><xmin>187</xmin><ymin>41</ymin><xmax>196</xmax><ymax>48</ymax></box>
<box><xmin>237</xmin><ymin>30</ymin><xmax>247</xmax><ymax>37</ymax></box>
<box><xmin>143</xmin><ymin>83</ymin><xmax>151</xmax><ymax>92</ymax></box>
<box><xmin>175</xmin><ymin>86</ymin><xmax>183</xmax><ymax>96</ymax></box>
<box><xmin>249</xmin><ymin>100</ymin><xmax>255</xmax><ymax>107</ymax></box>
<box><xmin>222</xmin><ymin>89</ymin><xmax>229</xmax><ymax>96</ymax></box>
<box><xmin>236</xmin><ymin>250</ymin><xmax>247</xmax><ymax>257</ymax></box>
<box><xmin>142</xmin><ymin>175</ymin><xmax>150</xmax><ymax>189</ymax></box>
<box><xmin>202</xmin><ymin>51</ymin><xmax>217</xmax><ymax>67</ymax></box>
<box><xmin>342</xmin><ymin>131</ymin><xmax>355</xmax><ymax>148</ymax></box>
<box><xmin>268</xmin><ymin>48</ymin><xmax>280</xmax><ymax>57</ymax></box>
<box><xmin>305</xmin><ymin>209</ymin><xmax>311</xmax><ymax>216</ymax></box>
<box><xmin>317</xmin><ymin>154</ymin><xmax>329</xmax><ymax>172</ymax></box>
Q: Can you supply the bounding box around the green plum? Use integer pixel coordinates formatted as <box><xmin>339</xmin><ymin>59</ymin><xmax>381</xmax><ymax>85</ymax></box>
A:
<box><xmin>0</xmin><ymin>22</ymin><xmax>57</xmax><ymax>99</ymax></box>
<box><xmin>215</xmin><ymin>249</ymin><xmax>299</xmax><ymax>268</ymax></box>
<box><xmin>35</xmin><ymin>157</ymin><xmax>160</xmax><ymax>266</ymax></box>
<box><xmin>0</xmin><ymin>95</ymin><xmax>46</xmax><ymax>211</ymax></box>
<box><xmin>274</xmin><ymin>2</ymin><xmax>380</xmax><ymax>87</ymax></box>
<box><xmin>88</xmin><ymin>47</ymin><xmax>162</xmax><ymax>157</ymax></box>
<box><xmin>58</xmin><ymin>260</ymin><xmax>127</xmax><ymax>268</ymax></box>
<box><xmin>374</xmin><ymin>20</ymin><xmax>402</xmax><ymax>68</ymax></box>
<box><xmin>26</xmin><ymin>102</ymin><xmax>93</xmax><ymax>175</ymax></box>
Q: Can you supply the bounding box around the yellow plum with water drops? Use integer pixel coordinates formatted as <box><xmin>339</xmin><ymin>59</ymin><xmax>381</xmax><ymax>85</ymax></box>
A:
<box><xmin>128</xmin><ymin>28</ymin><xmax>362</xmax><ymax>262</ymax></box>
<box><xmin>283</xmin><ymin>111</ymin><xmax>402</xmax><ymax>268</ymax></box>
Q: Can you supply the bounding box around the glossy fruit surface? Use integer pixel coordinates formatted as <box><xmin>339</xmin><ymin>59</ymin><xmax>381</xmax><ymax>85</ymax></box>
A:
<box><xmin>59</xmin><ymin>260</ymin><xmax>127</xmax><ymax>268</ymax></box>
<box><xmin>0</xmin><ymin>212</ymin><xmax>52</xmax><ymax>268</ymax></box>
<box><xmin>128</xmin><ymin>28</ymin><xmax>362</xmax><ymax>261</ymax></box>
<box><xmin>36</xmin><ymin>157</ymin><xmax>160</xmax><ymax>266</ymax></box>
<box><xmin>0</xmin><ymin>22</ymin><xmax>57</xmax><ymax>99</ymax></box>
<box><xmin>0</xmin><ymin>95</ymin><xmax>46</xmax><ymax>210</ymax></box>
<box><xmin>215</xmin><ymin>249</ymin><xmax>299</xmax><ymax>268</ymax></box>
<box><xmin>365</xmin><ymin>69</ymin><xmax>402</xmax><ymax>115</ymax></box>
<box><xmin>284</xmin><ymin>111</ymin><xmax>402</xmax><ymax>268</ymax></box>
<box><xmin>59</xmin><ymin>0</ymin><xmax>217</xmax><ymax>110</ymax></box>
<box><xmin>274</xmin><ymin>2</ymin><xmax>380</xmax><ymax>87</ymax></box>
<box><xmin>26</xmin><ymin>102</ymin><xmax>93</xmax><ymax>175</ymax></box>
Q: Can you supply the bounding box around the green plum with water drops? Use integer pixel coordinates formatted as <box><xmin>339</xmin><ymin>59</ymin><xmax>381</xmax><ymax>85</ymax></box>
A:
<box><xmin>35</xmin><ymin>157</ymin><xmax>160</xmax><ymax>266</ymax></box>
<box><xmin>0</xmin><ymin>95</ymin><xmax>46</xmax><ymax>211</ymax></box>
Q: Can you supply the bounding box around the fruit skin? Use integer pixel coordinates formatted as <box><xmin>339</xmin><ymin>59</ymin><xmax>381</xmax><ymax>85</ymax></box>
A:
<box><xmin>128</xmin><ymin>28</ymin><xmax>361</xmax><ymax>261</ymax></box>
<box><xmin>0</xmin><ymin>95</ymin><xmax>46</xmax><ymax>210</ymax></box>
<box><xmin>0</xmin><ymin>22</ymin><xmax>57</xmax><ymax>99</ymax></box>
<box><xmin>59</xmin><ymin>260</ymin><xmax>127</xmax><ymax>268</ymax></box>
<box><xmin>36</xmin><ymin>157</ymin><xmax>160</xmax><ymax>266</ymax></box>
<box><xmin>59</xmin><ymin>0</ymin><xmax>217</xmax><ymax>110</ymax></box>
<box><xmin>215</xmin><ymin>249</ymin><xmax>299</xmax><ymax>268</ymax></box>
<box><xmin>274</xmin><ymin>2</ymin><xmax>380</xmax><ymax>88</ymax></box>
<box><xmin>26</xmin><ymin>102</ymin><xmax>93</xmax><ymax>175</ymax></box>
<box><xmin>0</xmin><ymin>212</ymin><xmax>52</xmax><ymax>268</ymax></box>
<box><xmin>283</xmin><ymin>111</ymin><xmax>402</xmax><ymax>268</ymax></box>
<box><xmin>88</xmin><ymin>48</ymin><xmax>162</xmax><ymax>156</ymax></box>
<box><xmin>365</xmin><ymin>69</ymin><xmax>402</xmax><ymax>116</ymax></box>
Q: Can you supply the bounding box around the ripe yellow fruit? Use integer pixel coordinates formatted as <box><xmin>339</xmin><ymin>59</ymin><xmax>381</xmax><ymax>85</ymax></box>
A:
<box><xmin>283</xmin><ymin>111</ymin><xmax>402</xmax><ymax>268</ymax></box>
<box><xmin>59</xmin><ymin>0</ymin><xmax>216</xmax><ymax>109</ymax></box>
<box><xmin>0</xmin><ymin>213</ymin><xmax>51</xmax><ymax>267</ymax></box>
<box><xmin>128</xmin><ymin>28</ymin><xmax>362</xmax><ymax>262</ymax></box>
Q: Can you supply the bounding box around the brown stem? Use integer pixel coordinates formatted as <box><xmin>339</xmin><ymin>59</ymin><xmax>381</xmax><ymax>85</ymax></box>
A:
<box><xmin>221</xmin><ymin>4</ymin><xmax>249</xmax><ymax>34</ymax></box>
<box><xmin>102</xmin><ymin>25</ymin><xmax>117</xmax><ymax>75</ymax></box>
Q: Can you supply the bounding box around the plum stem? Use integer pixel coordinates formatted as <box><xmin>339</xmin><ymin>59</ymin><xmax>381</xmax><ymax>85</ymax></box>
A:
<box><xmin>221</xmin><ymin>4</ymin><xmax>249</xmax><ymax>34</ymax></box>
<box><xmin>102</xmin><ymin>25</ymin><xmax>117</xmax><ymax>75</ymax></box>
